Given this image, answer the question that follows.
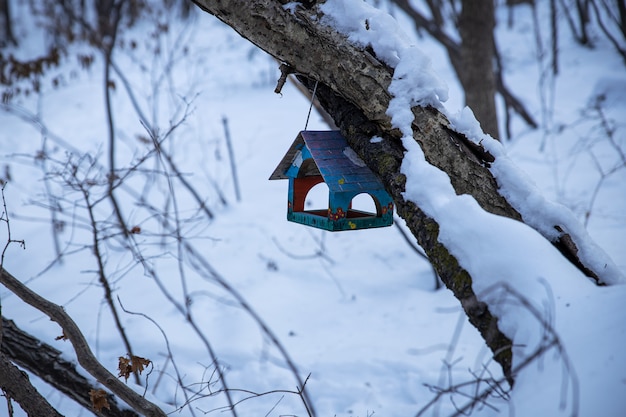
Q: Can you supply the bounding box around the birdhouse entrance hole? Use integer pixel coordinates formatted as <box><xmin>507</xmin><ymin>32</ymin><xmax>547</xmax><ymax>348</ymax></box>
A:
<box><xmin>303</xmin><ymin>187</ymin><xmax>382</xmax><ymax>219</ymax></box>
<box><xmin>269</xmin><ymin>131</ymin><xmax>394</xmax><ymax>231</ymax></box>
<box><xmin>304</xmin><ymin>182</ymin><xmax>329</xmax><ymax>209</ymax></box>
<box><xmin>350</xmin><ymin>193</ymin><xmax>378</xmax><ymax>216</ymax></box>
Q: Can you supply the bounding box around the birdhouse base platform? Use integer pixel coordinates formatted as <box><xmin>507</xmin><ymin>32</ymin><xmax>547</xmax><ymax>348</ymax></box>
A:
<box><xmin>288</xmin><ymin>209</ymin><xmax>392</xmax><ymax>231</ymax></box>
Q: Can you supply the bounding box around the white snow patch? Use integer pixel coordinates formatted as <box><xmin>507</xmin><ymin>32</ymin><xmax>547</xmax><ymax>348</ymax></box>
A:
<box><xmin>448</xmin><ymin>106</ymin><xmax>624</xmax><ymax>285</ymax></box>
<box><xmin>292</xmin><ymin>149</ymin><xmax>303</xmax><ymax>168</ymax></box>
<box><xmin>282</xmin><ymin>2</ymin><xmax>300</xmax><ymax>13</ymax></box>
<box><xmin>343</xmin><ymin>146</ymin><xmax>366</xmax><ymax>167</ymax></box>
<box><xmin>320</xmin><ymin>0</ymin><xmax>448</xmax><ymax>110</ymax></box>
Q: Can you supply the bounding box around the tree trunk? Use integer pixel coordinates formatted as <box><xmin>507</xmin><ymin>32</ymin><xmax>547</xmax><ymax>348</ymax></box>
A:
<box><xmin>0</xmin><ymin>0</ymin><xmax>17</xmax><ymax>46</ymax></box>
<box><xmin>191</xmin><ymin>0</ymin><xmax>616</xmax><ymax>381</ymax></box>
<box><xmin>458</xmin><ymin>0</ymin><xmax>500</xmax><ymax>139</ymax></box>
<box><xmin>390</xmin><ymin>0</ymin><xmax>538</xmax><ymax>137</ymax></box>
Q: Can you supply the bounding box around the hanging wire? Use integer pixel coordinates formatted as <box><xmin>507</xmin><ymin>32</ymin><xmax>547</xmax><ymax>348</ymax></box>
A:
<box><xmin>303</xmin><ymin>80</ymin><xmax>319</xmax><ymax>131</ymax></box>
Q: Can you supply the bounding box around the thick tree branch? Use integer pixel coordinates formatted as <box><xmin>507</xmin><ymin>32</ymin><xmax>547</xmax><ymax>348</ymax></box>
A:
<box><xmin>193</xmin><ymin>0</ymin><xmax>609</xmax><ymax>282</ymax></box>
<box><xmin>1</xmin><ymin>316</ymin><xmax>139</xmax><ymax>417</ymax></box>
<box><xmin>193</xmin><ymin>0</ymin><xmax>394</xmax><ymax>126</ymax></box>
<box><xmin>193</xmin><ymin>1</ymin><xmax>516</xmax><ymax>215</ymax></box>
<box><xmin>0</xmin><ymin>268</ymin><xmax>166</xmax><ymax>417</ymax></box>
<box><xmin>191</xmin><ymin>0</ymin><xmax>615</xmax><ymax>378</ymax></box>
<box><xmin>0</xmin><ymin>352</ymin><xmax>64</xmax><ymax>417</ymax></box>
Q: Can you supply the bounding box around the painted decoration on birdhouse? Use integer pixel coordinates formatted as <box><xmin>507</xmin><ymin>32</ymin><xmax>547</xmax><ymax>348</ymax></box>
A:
<box><xmin>269</xmin><ymin>131</ymin><xmax>394</xmax><ymax>231</ymax></box>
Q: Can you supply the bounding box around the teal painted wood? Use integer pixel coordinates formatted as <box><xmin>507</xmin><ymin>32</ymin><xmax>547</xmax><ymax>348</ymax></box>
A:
<box><xmin>271</xmin><ymin>131</ymin><xmax>394</xmax><ymax>231</ymax></box>
<box><xmin>288</xmin><ymin>210</ymin><xmax>393</xmax><ymax>231</ymax></box>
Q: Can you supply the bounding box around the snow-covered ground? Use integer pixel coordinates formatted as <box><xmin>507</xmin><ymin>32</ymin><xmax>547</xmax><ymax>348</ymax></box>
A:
<box><xmin>1</xmin><ymin>1</ymin><xmax>625</xmax><ymax>417</ymax></box>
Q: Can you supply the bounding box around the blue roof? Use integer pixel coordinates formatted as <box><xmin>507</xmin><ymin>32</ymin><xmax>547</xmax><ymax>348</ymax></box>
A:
<box><xmin>269</xmin><ymin>131</ymin><xmax>387</xmax><ymax>194</ymax></box>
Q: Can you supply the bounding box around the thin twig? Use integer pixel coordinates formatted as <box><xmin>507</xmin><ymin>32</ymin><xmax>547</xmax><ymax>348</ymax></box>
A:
<box><xmin>222</xmin><ymin>116</ymin><xmax>241</xmax><ymax>202</ymax></box>
<box><xmin>79</xmin><ymin>178</ymin><xmax>140</xmax><ymax>385</ymax></box>
<box><xmin>117</xmin><ymin>297</ymin><xmax>197</xmax><ymax>404</ymax></box>
<box><xmin>101</xmin><ymin>2</ymin><xmax>129</xmax><ymax>238</ymax></box>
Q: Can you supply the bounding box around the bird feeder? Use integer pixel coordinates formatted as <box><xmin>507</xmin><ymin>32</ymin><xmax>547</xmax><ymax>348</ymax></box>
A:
<box><xmin>269</xmin><ymin>130</ymin><xmax>394</xmax><ymax>231</ymax></box>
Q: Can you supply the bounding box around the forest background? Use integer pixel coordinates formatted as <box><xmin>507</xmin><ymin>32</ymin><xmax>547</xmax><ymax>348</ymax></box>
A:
<box><xmin>0</xmin><ymin>1</ymin><xmax>625</xmax><ymax>416</ymax></box>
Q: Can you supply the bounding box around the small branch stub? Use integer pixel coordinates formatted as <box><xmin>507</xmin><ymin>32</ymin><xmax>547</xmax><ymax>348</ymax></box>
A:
<box><xmin>275</xmin><ymin>63</ymin><xmax>295</xmax><ymax>95</ymax></box>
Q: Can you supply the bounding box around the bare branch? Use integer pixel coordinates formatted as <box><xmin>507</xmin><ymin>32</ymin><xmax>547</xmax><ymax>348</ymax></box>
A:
<box><xmin>77</xmin><ymin>172</ymin><xmax>140</xmax><ymax>385</ymax></box>
<box><xmin>1</xmin><ymin>317</ymin><xmax>140</xmax><ymax>417</ymax></box>
<box><xmin>0</xmin><ymin>268</ymin><xmax>167</xmax><ymax>417</ymax></box>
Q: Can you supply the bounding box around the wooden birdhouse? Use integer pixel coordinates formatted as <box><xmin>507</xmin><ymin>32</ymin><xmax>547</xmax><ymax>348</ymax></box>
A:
<box><xmin>269</xmin><ymin>131</ymin><xmax>394</xmax><ymax>231</ymax></box>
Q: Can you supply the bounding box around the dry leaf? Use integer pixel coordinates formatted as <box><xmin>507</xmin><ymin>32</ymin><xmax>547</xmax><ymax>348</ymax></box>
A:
<box><xmin>90</xmin><ymin>389</ymin><xmax>110</xmax><ymax>412</ymax></box>
<box><xmin>118</xmin><ymin>356</ymin><xmax>131</xmax><ymax>381</ymax></box>
<box><xmin>118</xmin><ymin>354</ymin><xmax>152</xmax><ymax>382</ymax></box>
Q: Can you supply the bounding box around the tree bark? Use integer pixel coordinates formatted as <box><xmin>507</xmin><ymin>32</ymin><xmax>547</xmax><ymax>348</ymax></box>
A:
<box><xmin>191</xmin><ymin>0</ymin><xmax>614</xmax><ymax>380</ymax></box>
<box><xmin>1</xmin><ymin>317</ymin><xmax>139</xmax><ymax>417</ymax></box>
<box><xmin>458</xmin><ymin>0</ymin><xmax>500</xmax><ymax>139</ymax></box>
<box><xmin>0</xmin><ymin>352</ymin><xmax>65</xmax><ymax>417</ymax></box>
